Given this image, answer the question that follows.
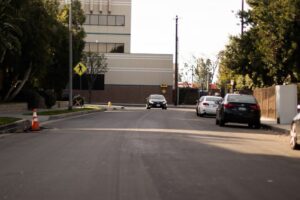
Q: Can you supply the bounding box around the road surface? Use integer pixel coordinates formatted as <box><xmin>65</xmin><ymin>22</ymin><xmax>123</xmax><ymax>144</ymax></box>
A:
<box><xmin>0</xmin><ymin>107</ymin><xmax>299</xmax><ymax>200</ymax></box>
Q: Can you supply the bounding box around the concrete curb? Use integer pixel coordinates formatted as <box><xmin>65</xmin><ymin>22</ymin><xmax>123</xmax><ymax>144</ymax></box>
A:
<box><xmin>0</xmin><ymin>108</ymin><xmax>108</xmax><ymax>134</ymax></box>
<box><xmin>0</xmin><ymin>119</ymin><xmax>31</xmax><ymax>134</ymax></box>
<box><xmin>47</xmin><ymin>108</ymin><xmax>106</xmax><ymax>121</ymax></box>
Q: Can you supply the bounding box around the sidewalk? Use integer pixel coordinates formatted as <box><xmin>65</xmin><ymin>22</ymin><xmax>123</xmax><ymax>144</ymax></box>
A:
<box><xmin>260</xmin><ymin>117</ymin><xmax>290</xmax><ymax>135</ymax></box>
<box><xmin>0</xmin><ymin>105</ymin><xmax>108</xmax><ymax>134</ymax></box>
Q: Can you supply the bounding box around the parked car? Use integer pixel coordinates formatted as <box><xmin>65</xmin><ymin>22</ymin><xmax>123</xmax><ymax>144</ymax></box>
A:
<box><xmin>216</xmin><ymin>94</ymin><xmax>261</xmax><ymax>128</ymax></box>
<box><xmin>290</xmin><ymin>113</ymin><xmax>300</xmax><ymax>149</ymax></box>
<box><xmin>196</xmin><ymin>96</ymin><xmax>223</xmax><ymax>116</ymax></box>
<box><xmin>146</xmin><ymin>94</ymin><xmax>167</xmax><ymax>110</ymax></box>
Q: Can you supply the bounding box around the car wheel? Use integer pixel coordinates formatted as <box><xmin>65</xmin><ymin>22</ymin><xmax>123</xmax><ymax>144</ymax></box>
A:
<box><xmin>254</xmin><ymin>122</ymin><xmax>261</xmax><ymax>129</ymax></box>
<box><xmin>196</xmin><ymin>108</ymin><xmax>200</xmax><ymax>116</ymax></box>
<box><xmin>290</xmin><ymin>123</ymin><xmax>298</xmax><ymax>149</ymax></box>
<box><xmin>216</xmin><ymin>119</ymin><xmax>219</xmax><ymax>125</ymax></box>
<box><xmin>147</xmin><ymin>106</ymin><xmax>150</xmax><ymax>109</ymax></box>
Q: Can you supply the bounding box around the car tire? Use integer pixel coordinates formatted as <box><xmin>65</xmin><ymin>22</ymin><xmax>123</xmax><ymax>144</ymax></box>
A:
<box><xmin>249</xmin><ymin>121</ymin><xmax>261</xmax><ymax>129</ymax></box>
<box><xmin>196</xmin><ymin>108</ymin><xmax>200</xmax><ymax>116</ymax></box>
<box><xmin>254</xmin><ymin>122</ymin><xmax>261</xmax><ymax>129</ymax></box>
<box><xmin>290</xmin><ymin>122</ymin><xmax>298</xmax><ymax>150</ymax></box>
<box><xmin>216</xmin><ymin>119</ymin><xmax>219</xmax><ymax>125</ymax></box>
<box><xmin>147</xmin><ymin>107</ymin><xmax>150</xmax><ymax>109</ymax></box>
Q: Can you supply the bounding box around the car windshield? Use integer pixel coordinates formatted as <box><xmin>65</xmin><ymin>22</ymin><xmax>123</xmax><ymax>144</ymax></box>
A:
<box><xmin>227</xmin><ymin>95</ymin><xmax>257</xmax><ymax>104</ymax></box>
<box><xmin>206</xmin><ymin>97</ymin><xmax>222</xmax><ymax>102</ymax></box>
<box><xmin>150</xmin><ymin>95</ymin><xmax>165</xmax><ymax>100</ymax></box>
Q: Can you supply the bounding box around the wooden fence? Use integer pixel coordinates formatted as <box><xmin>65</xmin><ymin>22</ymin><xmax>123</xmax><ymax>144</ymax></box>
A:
<box><xmin>253</xmin><ymin>86</ymin><xmax>276</xmax><ymax>119</ymax></box>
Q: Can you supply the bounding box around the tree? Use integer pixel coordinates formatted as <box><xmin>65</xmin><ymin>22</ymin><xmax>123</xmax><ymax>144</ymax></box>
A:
<box><xmin>40</xmin><ymin>0</ymin><xmax>86</xmax><ymax>98</ymax></box>
<box><xmin>3</xmin><ymin>0</ymin><xmax>53</xmax><ymax>101</ymax></box>
<box><xmin>220</xmin><ymin>0</ymin><xmax>300</xmax><ymax>88</ymax></box>
<box><xmin>0</xmin><ymin>0</ymin><xmax>21</xmax><ymax>64</ymax></box>
<box><xmin>82</xmin><ymin>52</ymin><xmax>108</xmax><ymax>103</ymax></box>
<box><xmin>1</xmin><ymin>0</ymin><xmax>86</xmax><ymax>101</ymax></box>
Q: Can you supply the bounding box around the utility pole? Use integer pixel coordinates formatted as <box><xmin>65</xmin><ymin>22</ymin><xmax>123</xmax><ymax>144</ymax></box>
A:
<box><xmin>68</xmin><ymin>0</ymin><xmax>73</xmax><ymax>110</ymax></box>
<box><xmin>241</xmin><ymin>0</ymin><xmax>244</xmax><ymax>37</ymax></box>
<box><xmin>175</xmin><ymin>15</ymin><xmax>179</xmax><ymax>106</ymax></box>
<box><xmin>241</xmin><ymin>0</ymin><xmax>245</xmax><ymax>87</ymax></box>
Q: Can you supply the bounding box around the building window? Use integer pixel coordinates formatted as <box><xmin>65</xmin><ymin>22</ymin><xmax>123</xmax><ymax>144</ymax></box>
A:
<box><xmin>116</xmin><ymin>16</ymin><xmax>125</xmax><ymax>26</ymax></box>
<box><xmin>110</xmin><ymin>43</ymin><xmax>124</xmax><ymax>53</ymax></box>
<box><xmin>98</xmin><ymin>43</ymin><xmax>107</xmax><ymax>53</ymax></box>
<box><xmin>89</xmin><ymin>43</ymin><xmax>98</xmax><ymax>52</ymax></box>
<box><xmin>90</xmin><ymin>15</ymin><xmax>99</xmax><ymax>25</ymax></box>
<box><xmin>84</xmin><ymin>15</ymin><xmax>125</xmax><ymax>26</ymax></box>
<box><xmin>99</xmin><ymin>15</ymin><xmax>107</xmax><ymax>25</ymax></box>
<box><xmin>107</xmin><ymin>15</ymin><xmax>115</xmax><ymax>26</ymax></box>
<box><xmin>85</xmin><ymin>42</ymin><xmax>125</xmax><ymax>53</ymax></box>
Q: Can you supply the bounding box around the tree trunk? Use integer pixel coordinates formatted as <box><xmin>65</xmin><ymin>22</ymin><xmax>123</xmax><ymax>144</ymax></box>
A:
<box><xmin>88</xmin><ymin>87</ymin><xmax>92</xmax><ymax>103</ymax></box>
<box><xmin>4</xmin><ymin>65</ymin><xmax>32</xmax><ymax>102</ymax></box>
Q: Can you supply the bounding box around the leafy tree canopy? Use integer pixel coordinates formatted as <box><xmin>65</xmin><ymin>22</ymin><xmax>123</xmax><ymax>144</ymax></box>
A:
<box><xmin>219</xmin><ymin>0</ymin><xmax>300</xmax><ymax>88</ymax></box>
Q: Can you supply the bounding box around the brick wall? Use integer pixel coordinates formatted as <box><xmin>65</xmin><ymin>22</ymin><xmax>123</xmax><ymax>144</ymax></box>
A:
<box><xmin>73</xmin><ymin>85</ymin><xmax>173</xmax><ymax>104</ymax></box>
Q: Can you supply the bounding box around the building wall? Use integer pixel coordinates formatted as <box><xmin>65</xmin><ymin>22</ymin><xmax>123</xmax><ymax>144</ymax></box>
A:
<box><xmin>82</xmin><ymin>0</ymin><xmax>131</xmax><ymax>53</ymax></box>
<box><xmin>105</xmin><ymin>53</ymin><xmax>173</xmax><ymax>85</ymax></box>
<box><xmin>61</xmin><ymin>0</ymin><xmax>174</xmax><ymax>104</ymax></box>
<box><xmin>73</xmin><ymin>53</ymin><xmax>174</xmax><ymax>104</ymax></box>
<box><xmin>74</xmin><ymin>85</ymin><xmax>173</xmax><ymax>104</ymax></box>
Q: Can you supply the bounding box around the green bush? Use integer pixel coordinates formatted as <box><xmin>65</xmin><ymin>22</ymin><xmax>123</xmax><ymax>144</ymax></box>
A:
<box><xmin>39</xmin><ymin>90</ymin><xmax>57</xmax><ymax>108</ymax></box>
<box><xmin>20</xmin><ymin>89</ymin><xmax>44</xmax><ymax>109</ymax></box>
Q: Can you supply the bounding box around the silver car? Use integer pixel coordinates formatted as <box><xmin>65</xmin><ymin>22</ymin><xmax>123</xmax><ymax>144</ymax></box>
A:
<box><xmin>196</xmin><ymin>96</ymin><xmax>223</xmax><ymax>117</ymax></box>
<box><xmin>290</xmin><ymin>113</ymin><xmax>300</xmax><ymax>149</ymax></box>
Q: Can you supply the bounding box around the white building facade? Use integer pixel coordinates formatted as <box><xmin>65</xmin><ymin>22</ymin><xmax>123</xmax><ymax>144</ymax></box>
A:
<box><xmin>62</xmin><ymin>0</ymin><xmax>174</xmax><ymax>104</ymax></box>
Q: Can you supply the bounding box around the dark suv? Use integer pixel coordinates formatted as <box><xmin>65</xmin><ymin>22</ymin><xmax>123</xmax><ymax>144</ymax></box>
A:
<box><xmin>216</xmin><ymin>94</ymin><xmax>261</xmax><ymax>128</ymax></box>
<box><xmin>146</xmin><ymin>94</ymin><xmax>167</xmax><ymax>110</ymax></box>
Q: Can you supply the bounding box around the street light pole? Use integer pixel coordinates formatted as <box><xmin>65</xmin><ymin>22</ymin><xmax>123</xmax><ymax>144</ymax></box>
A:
<box><xmin>241</xmin><ymin>0</ymin><xmax>244</xmax><ymax>37</ymax></box>
<box><xmin>241</xmin><ymin>0</ymin><xmax>245</xmax><ymax>87</ymax></box>
<box><xmin>68</xmin><ymin>0</ymin><xmax>73</xmax><ymax>110</ymax></box>
<box><xmin>175</xmin><ymin>15</ymin><xmax>179</xmax><ymax>106</ymax></box>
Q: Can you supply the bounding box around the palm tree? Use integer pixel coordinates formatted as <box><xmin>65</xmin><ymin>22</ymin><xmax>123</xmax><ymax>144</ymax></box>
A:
<box><xmin>0</xmin><ymin>0</ymin><xmax>21</xmax><ymax>63</ymax></box>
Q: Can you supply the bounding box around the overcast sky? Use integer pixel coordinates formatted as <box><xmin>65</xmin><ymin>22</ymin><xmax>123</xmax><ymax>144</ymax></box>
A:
<box><xmin>131</xmin><ymin>0</ymin><xmax>247</xmax><ymax>65</ymax></box>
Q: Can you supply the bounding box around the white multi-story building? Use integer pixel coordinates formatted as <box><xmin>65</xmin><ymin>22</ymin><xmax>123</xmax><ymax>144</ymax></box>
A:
<box><xmin>62</xmin><ymin>0</ymin><xmax>173</xmax><ymax>104</ymax></box>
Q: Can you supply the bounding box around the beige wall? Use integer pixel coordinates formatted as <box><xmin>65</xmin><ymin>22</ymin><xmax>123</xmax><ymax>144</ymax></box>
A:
<box><xmin>105</xmin><ymin>53</ymin><xmax>174</xmax><ymax>86</ymax></box>
<box><xmin>82</xmin><ymin>0</ymin><xmax>131</xmax><ymax>53</ymax></box>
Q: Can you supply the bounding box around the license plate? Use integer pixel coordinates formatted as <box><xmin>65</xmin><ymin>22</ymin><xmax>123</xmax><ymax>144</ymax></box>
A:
<box><xmin>156</xmin><ymin>104</ymin><xmax>160</xmax><ymax>107</ymax></box>
<box><xmin>238</xmin><ymin>107</ymin><xmax>246</xmax><ymax>111</ymax></box>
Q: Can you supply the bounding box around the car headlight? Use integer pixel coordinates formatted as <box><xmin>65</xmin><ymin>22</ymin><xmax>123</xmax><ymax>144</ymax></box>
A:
<box><xmin>149</xmin><ymin>100</ymin><xmax>154</xmax><ymax>104</ymax></box>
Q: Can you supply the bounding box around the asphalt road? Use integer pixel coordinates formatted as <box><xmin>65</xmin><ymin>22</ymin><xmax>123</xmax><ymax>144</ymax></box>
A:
<box><xmin>0</xmin><ymin>107</ymin><xmax>300</xmax><ymax>200</ymax></box>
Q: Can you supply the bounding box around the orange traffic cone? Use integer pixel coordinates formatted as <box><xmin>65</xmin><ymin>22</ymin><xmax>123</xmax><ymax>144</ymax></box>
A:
<box><xmin>31</xmin><ymin>109</ymin><xmax>40</xmax><ymax>131</ymax></box>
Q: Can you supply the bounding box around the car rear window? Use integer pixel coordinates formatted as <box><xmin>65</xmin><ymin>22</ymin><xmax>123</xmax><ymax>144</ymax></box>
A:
<box><xmin>227</xmin><ymin>95</ymin><xmax>257</xmax><ymax>104</ymax></box>
<box><xmin>206</xmin><ymin>97</ymin><xmax>222</xmax><ymax>102</ymax></box>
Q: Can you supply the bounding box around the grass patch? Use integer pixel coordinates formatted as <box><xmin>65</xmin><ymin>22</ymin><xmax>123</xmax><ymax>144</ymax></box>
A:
<box><xmin>0</xmin><ymin>117</ymin><xmax>21</xmax><ymax>126</ymax></box>
<box><xmin>37</xmin><ymin>108</ymin><xmax>95</xmax><ymax>116</ymax></box>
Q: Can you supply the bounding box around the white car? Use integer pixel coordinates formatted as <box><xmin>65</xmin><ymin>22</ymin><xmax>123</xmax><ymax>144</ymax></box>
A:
<box><xmin>196</xmin><ymin>96</ymin><xmax>223</xmax><ymax>117</ymax></box>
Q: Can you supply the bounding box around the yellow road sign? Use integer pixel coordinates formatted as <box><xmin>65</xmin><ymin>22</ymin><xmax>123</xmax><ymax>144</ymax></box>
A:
<box><xmin>74</xmin><ymin>62</ymin><xmax>87</xmax><ymax>76</ymax></box>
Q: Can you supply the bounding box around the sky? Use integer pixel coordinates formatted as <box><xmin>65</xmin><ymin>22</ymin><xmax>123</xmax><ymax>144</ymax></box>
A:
<box><xmin>131</xmin><ymin>0</ymin><xmax>247</xmax><ymax>68</ymax></box>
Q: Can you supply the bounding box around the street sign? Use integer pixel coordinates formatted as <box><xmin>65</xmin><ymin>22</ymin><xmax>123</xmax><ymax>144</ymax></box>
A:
<box><xmin>74</xmin><ymin>62</ymin><xmax>87</xmax><ymax>76</ymax></box>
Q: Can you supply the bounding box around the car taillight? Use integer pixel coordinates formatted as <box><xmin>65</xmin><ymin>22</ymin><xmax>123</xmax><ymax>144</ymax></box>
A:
<box><xmin>250</xmin><ymin>104</ymin><xmax>260</xmax><ymax>110</ymax></box>
<box><xmin>203</xmin><ymin>103</ymin><xmax>209</xmax><ymax>106</ymax></box>
<box><xmin>224</xmin><ymin>103</ymin><xmax>235</xmax><ymax>109</ymax></box>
